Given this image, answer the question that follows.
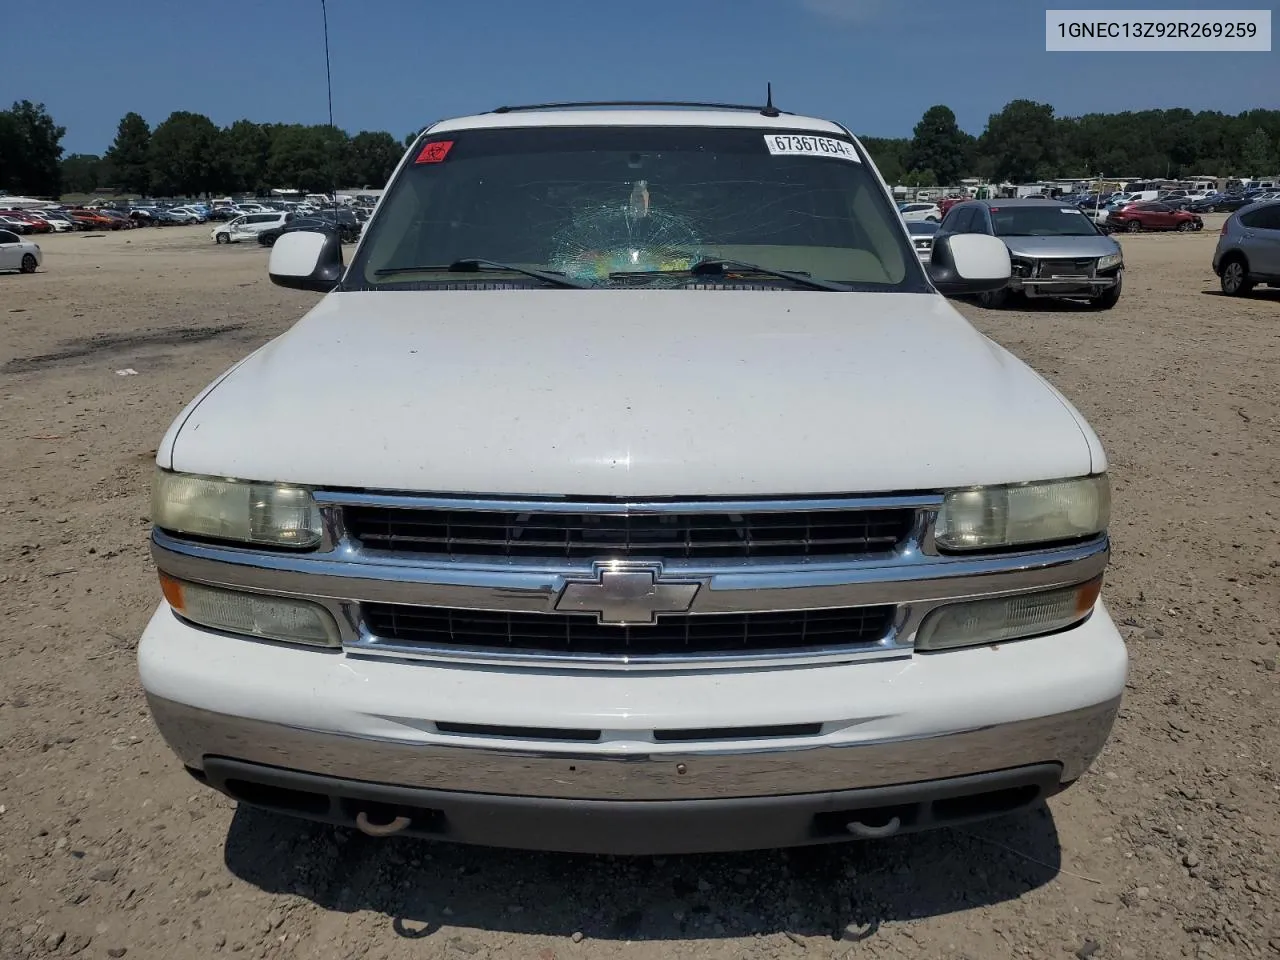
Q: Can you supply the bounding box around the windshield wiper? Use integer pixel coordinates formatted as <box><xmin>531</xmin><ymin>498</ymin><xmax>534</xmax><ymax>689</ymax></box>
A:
<box><xmin>375</xmin><ymin>258</ymin><xmax>590</xmax><ymax>289</ymax></box>
<box><xmin>610</xmin><ymin>258</ymin><xmax>852</xmax><ymax>292</ymax></box>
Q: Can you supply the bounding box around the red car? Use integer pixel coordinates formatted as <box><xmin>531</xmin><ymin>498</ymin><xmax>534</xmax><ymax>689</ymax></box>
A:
<box><xmin>68</xmin><ymin>209</ymin><xmax>123</xmax><ymax>231</ymax></box>
<box><xmin>937</xmin><ymin>196</ymin><xmax>968</xmax><ymax>218</ymax></box>
<box><xmin>1107</xmin><ymin>201</ymin><xmax>1203</xmax><ymax>233</ymax></box>
<box><xmin>0</xmin><ymin>210</ymin><xmax>52</xmax><ymax>233</ymax></box>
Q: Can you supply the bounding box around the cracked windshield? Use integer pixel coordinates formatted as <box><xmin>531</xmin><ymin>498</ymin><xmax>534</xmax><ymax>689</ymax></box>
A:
<box><xmin>356</xmin><ymin>126</ymin><xmax>917</xmax><ymax>289</ymax></box>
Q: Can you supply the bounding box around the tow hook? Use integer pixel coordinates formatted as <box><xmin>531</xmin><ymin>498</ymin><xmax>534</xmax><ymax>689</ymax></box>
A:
<box><xmin>845</xmin><ymin>816</ymin><xmax>902</xmax><ymax>839</ymax></box>
<box><xmin>355</xmin><ymin>809</ymin><xmax>412</xmax><ymax>837</ymax></box>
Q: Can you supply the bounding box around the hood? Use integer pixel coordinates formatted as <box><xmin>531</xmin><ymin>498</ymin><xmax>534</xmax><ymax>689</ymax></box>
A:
<box><xmin>999</xmin><ymin>234</ymin><xmax>1120</xmax><ymax>259</ymax></box>
<box><xmin>165</xmin><ymin>290</ymin><xmax>1100</xmax><ymax>497</ymax></box>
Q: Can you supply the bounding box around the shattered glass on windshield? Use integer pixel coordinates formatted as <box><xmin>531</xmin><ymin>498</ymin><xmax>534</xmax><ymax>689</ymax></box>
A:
<box><xmin>549</xmin><ymin>179</ymin><xmax>707</xmax><ymax>284</ymax></box>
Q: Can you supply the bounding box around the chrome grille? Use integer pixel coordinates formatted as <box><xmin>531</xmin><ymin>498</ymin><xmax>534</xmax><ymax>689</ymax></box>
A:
<box><xmin>343</xmin><ymin>505</ymin><xmax>914</xmax><ymax>560</ymax></box>
<box><xmin>362</xmin><ymin>604</ymin><xmax>895</xmax><ymax>657</ymax></box>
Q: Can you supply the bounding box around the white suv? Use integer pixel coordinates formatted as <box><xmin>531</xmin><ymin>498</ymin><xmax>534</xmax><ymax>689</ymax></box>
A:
<box><xmin>213</xmin><ymin>212</ymin><xmax>289</xmax><ymax>244</ymax></box>
<box><xmin>139</xmin><ymin>101</ymin><xmax>1126</xmax><ymax>855</ymax></box>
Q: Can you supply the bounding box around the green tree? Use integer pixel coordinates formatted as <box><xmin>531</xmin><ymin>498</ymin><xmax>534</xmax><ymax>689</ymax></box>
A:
<box><xmin>905</xmin><ymin>105</ymin><xmax>969</xmax><ymax>188</ymax></box>
<box><xmin>904</xmin><ymin>168</ymin><xmax>937</xmax><ymax>188</ymax></box>
<box><xmin>266</xmin><ymin>124</ymin><xmax>349</xmax><ymax>192</ymax></box>
<box><xmin>149</xmin><ymin>111</ymin><xmax>224</xmax><ymax>196</ymax></box>
<box><xmin>103</xmin><ymin>112</ymin><xmax>152</xmax><ymax>193</ymax></box>
<box><xmin>346</xmin><ymin>130</ymin><xmax>402</xmax><ymax>187</ymax></box>
<box><xmin>404</xmin><ymin>131</ymin><xmax>419</xmax><ymax>148</ymax></box>
<box><xmin>60</xmin><ymin>154</ymin><xmax>103</xmax><ymax>195</ymax></box>
<box><xmin>0</xmin><ymin>100</ymin><xmax>66</xmax><ymax>196</ymax></box>
<box><xmin>978</xmin><ymin>100</ymin><xmax>1058</xmax><ymax>182</ymax></box>
<box><xmin>1240</xmin><ymin>127</ymin><xmax>1275</xmax><ymax>175</ymax></box>
<box><xmin>860</xmin><ymin>136</ymin><xmax>910</xmax><ymax>184</ymax></box>
<box><xmin>221</xmin><ymin>119</ymin><xmax>271</xmax><ymax>193</ymax></box>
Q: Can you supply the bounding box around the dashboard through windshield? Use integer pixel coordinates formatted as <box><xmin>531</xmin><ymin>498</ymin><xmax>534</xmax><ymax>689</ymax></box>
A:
<box><xmin>347</xmin><ymin>125</ymin><xmax>928</xmax><ymax>291</ymax></box>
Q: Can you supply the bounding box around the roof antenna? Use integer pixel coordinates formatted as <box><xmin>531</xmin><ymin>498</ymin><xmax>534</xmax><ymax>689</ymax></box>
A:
<box><xmin>761</xmin><ymin>82</ymin><xmax>780</xmax><ymax>118</ymax></box>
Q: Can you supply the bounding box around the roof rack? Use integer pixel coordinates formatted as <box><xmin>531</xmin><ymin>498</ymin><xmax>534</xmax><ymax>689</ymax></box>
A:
<box><xmin>491</xmin><ymin>91</ymin><xmax>788</xmax><ymax>118</ymax></box>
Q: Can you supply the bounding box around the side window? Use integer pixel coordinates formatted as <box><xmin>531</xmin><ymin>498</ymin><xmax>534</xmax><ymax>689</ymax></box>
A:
<box><xmin>966</xmin><ymin>208</ymin><xmax>988</xmax><ymax>234</ymax></box>
<box><xmin>1248</xmin><ymin>205</ymin><xmax>1280</xmax><ymax>230</ymax></box>
<box><xmin>942</xmin><ymin>207</ymin><xmax>970</xmax><ymax>233</ymax></box>
<box><xmin>0</xmin><ymin>230</ymin><xmax>19</xmax><ymax>244</ymax></box>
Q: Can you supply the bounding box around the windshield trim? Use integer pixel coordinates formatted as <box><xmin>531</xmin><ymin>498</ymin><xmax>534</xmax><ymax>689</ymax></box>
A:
<box><xmin>337</xmin><ymin>123</ymin><xmax>932</xmax><ymax>294</ymax></box>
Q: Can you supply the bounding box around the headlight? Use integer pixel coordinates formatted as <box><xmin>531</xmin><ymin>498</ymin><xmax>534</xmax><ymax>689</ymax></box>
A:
<box><xmin>160</xmin><ymin>574</ymin><xmax>340</xmax><ymax>647</ymax></box>
<box><xmin>934</xmin><ymin>475</ymin><xmax>1109</xmax><ymax>552</ymax></box>
<box><xmin>915</xmin><ymin>577</ymin><xmax>1102</xmax><ymax>651</ymax></box>
<box><xmin>152</xmin><ymin>470</ymin><xmax>322</xmax><ymax>548</ymax></box>
<box><xmin>1097</xmin><ymin>252</ymin><xmax>1123</xmax><ymax>270</ymax></box>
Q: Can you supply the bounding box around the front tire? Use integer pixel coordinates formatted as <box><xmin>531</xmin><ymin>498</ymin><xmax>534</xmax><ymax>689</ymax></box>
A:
<box><xmin>977</xmin><ymin>287</ymin><xmax>1010</xmax><ymax>309</ymax></box>
<box><xmin>261</xmin><ymin>233</ymin><xmax>277</xmax><ymax>247</ymax></box>
<box><xmin>20</xmin><ymin>253</ymin><xmax>37</xmax><ymax>274</ymax></box>
<box><xmin>1091</xmin><ymin>276</ymin><xmax>1122</xmax><ymax>310</ymax></box>
<box><xmin>1177</xmin><ymin>221</ymin><xmax>1192</xmax><ymax>232</ymax></box>
<box><xmin>215</xmin><ymin>233</ymin><xmax>230</xmax><ymax>244</ymax></box>
<box><xmin>1219</xmin><ymin>257</ymin><xmax>1254</xmax><ymax>296</ymax></box>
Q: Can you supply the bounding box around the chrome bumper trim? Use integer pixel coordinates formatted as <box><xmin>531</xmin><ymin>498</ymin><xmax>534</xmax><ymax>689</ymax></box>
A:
<box><xmin>151</xmin><ymin>533</ymin><xmax>1108</xmax><ymax>669</ymax></box>
<box><xmin>151</xmin><ymin>531</ymin><xmax>1108</xmax><ymax>615</ymax></box>
<box><xmin>148</xmin><ymin>695</ymin><xmax>1121</xmax><ymax>801</ymax></box>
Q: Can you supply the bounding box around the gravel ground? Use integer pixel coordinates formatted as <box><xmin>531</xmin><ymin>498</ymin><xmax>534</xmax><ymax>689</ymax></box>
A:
<box><xmin>1</xmin><ymin>223</ymin><xmax>1277</xmax><ymax>960</ymax></box>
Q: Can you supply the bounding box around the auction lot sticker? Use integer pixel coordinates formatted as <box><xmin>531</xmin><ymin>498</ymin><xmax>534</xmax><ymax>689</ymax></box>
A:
<box><xmin>764</xmin><ymin>135</ymin><xmax>860</xmax><ymax>162</ymax></box>
<box><xmin>1046</xmin><ymin>9</ymin><xmax>1271</xmax><ymax>51</ymax></box>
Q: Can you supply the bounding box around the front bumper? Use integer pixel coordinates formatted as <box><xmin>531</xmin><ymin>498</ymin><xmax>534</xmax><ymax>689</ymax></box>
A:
<box><xmin>139</xmin><ymin>600</ymin><xmax>1127</xmax><ymax>851</ymax></box>
<box><xmin>1010</xmin><ymin>272</ymin><xmax>1121</xmax><ymax>299</ymax></box>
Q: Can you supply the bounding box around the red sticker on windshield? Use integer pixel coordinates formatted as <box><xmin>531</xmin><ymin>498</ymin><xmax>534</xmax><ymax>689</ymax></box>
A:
<box><xmin>415</xmin><ymin>140</ymin><xmax>454</xmax><ymax>164</ymax></box>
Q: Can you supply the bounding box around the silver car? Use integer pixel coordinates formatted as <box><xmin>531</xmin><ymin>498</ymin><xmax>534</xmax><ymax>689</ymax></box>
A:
<box><xmin>1213</xmin><ymin>200</ymin><xmax>1280</xmax><ymax>296</ymax></box>
<box><xmin>937</xmin><ymin>199</ymin><xmax>1124</xmax><ymax>309</ymax></box>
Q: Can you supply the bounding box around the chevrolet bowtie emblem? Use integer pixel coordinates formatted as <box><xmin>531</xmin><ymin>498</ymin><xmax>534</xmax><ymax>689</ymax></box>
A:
<box><xmin>555</xmin><ymin>563</ymin><xmax>700</xmax><ymax>625</ymax></box>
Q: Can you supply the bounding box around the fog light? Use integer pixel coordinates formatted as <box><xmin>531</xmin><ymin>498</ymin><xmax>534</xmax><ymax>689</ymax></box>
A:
<box><xmin>915</xmin><ymin>577</ymin><xmax>1102</xmax><ymax>652</ymax></box>
<box><xmin>160</xmin><ymin>573</ymin><xmax>340</xmax><ymax>647</ymax></box>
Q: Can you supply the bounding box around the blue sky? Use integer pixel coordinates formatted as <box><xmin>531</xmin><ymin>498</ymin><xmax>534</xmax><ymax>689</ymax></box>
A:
<box><xmin>8</xmin><ymin>0</ymin><xmax>1278</xmax><ymax>155</ymax></box>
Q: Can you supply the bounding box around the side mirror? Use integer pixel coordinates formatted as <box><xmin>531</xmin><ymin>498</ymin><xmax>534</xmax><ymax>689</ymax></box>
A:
<box><xmin>268</xmin><ymin>230</ymin><xmax>344</xmax><ymax>292</ymax></box>
<box><xmin>927</xmin><ymin>233</ymin><xmax>1011</xmax><ymax>296</ymax></box>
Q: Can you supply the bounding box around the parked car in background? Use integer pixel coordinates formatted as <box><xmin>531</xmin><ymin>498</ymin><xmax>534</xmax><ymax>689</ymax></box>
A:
<box><xmin>0</xmin><ymin>229</ymin><xmax>42</xmax><ymax>273</ymax></box>
<box><xmin>207</xmin><ymin>207</ymin><xmax>240</xmax><ymax>221</ymax></box>
<box><xmin>1106</xmin><ymin>202</ymin><xmax>1203</xmax><ymax>233</ymax></box>
<box><xmin>312</xmin><ymin>207</ymin><xmax>362</xmax><ymax>242</ymax></box>
<box><xmin>255</xmin><ymin>216</ymin><xmax>339</xmax><ymax>247</ymax></box>
<box><xmin>151</xmin><ymin>210</ymin><xmax>190</xmax><ymax>226</ymax></box>
<box><xmin>0</xmin><ymin>214</ymin><xmax>36</xmax><ymax>234</ymax></box>
<box><xmin>899</xmin><ymin>201</ymin><xmax>941</xmax><ymax>223</ymax></box>
<box><xmin>98</xmin><ymin>210</ymin><xmax>134</xmax><ymax>230</ymax></box>
<box><xmin>28</xmin><ymin>211</ymin><xmax>75</xmax><ymax>232</ymax></box>
<box><xmin>1215</xmin><ymin>194</ymin><xmax>1263</xmax><ymax>212</ymax></box>
<box><xmin>0</xmin><ymin>212</ymin><xmax>47</xmax><ymax>234</ymax></box>
<box><xmin>170</xmin><ymin>206</ymin><xmax>208</xmax><ymax>223</ymax></box>
<box><xmin>213</xmin><ymin>212</ymin><xmax>292</xmax><ymax>244</ymax></box>
<box><xmin>906</xmin><ymin>219</ymin><xmax>937</xmax><ymax>263</ymax></box>
<box><xmin>68</xmin><ymin>209</ymin><xmax>121</xmax><ymax>230</ymax></box>
<box><xmin>937</xmin><ymin>198</ymin><xmax>1123</xmax><ymax>309</ymax></box>
<box><xmin>1213</xmin><ymin>200</ymin><xmax>1280</xmax><ymax>296</ymax></box>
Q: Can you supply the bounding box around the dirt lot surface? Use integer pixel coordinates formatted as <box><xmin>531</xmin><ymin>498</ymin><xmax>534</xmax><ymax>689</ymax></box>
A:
<box><xmin>1</xmin><ymin>223</ymin><xmax>1277</xmax><ymax>960</ymax></box>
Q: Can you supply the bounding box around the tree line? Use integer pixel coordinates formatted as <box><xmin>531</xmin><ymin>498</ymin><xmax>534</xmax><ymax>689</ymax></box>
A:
<box><xmin>2</xmin><ymin>102</ymin><xmax>413</xmax><ymax>198</ymax></box>
<box><xmin>865</xmin><ymin>100</ymin><xmax>1280</xmax><ymax>188</ymax></box>
<box><xmin>3</xmin><ymin>98</ymin><xmax>1279</xmax><ymax>200</ymax></box>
